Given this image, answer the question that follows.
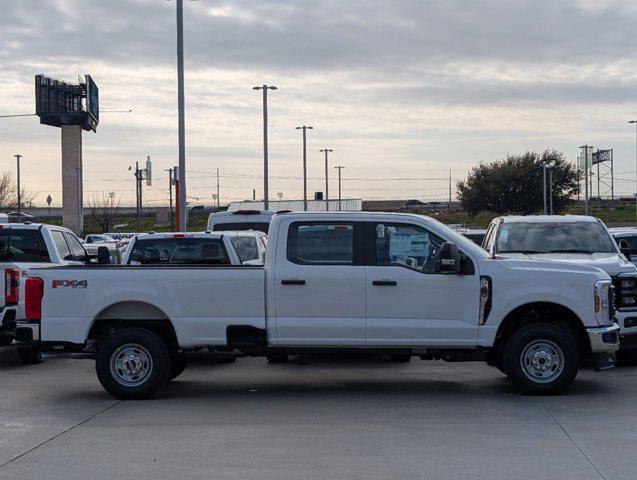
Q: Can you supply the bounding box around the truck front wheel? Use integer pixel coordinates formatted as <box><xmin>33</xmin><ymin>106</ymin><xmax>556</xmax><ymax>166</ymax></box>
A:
<box><xmin>503</xmin><ymin>323</ymin><xmax>579</xmax><ymax>395</ymax></box>
<box><xmin>96</xmin><ymin>328</ymin><xmax>170</xmax><ymax>400</ymax></box>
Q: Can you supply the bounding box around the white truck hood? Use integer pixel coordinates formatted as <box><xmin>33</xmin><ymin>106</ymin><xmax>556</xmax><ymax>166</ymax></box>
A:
<box><xmin>497</xmin><ymin>252</ymin><xmax>636</xmax><ymax>277</ymax></box>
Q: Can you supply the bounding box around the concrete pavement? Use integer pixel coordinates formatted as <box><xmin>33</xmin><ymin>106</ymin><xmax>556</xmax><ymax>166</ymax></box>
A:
<box><xmin>1</xmin><ymin>345</ymin><xmax>635</xmax><ymax>479</ymax></box>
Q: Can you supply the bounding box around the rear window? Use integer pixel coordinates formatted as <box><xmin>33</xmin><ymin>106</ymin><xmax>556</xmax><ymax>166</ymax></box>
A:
<box><xmin>230</xmin><ymin>236</ymin><xmax>260</xmax><ymax>261</ymax></box>
<box><xmin>212</xmin><ymin>222</ymin><xmax>270</xmax><ymax>234</ymax></box>
<box><xmin>0</xmin><ymin>229</ymin><xmax>50</xmax><ymax>262</ymax></box>
<box><xmin>287</xmin><ymin>222</ymin><xmax>354</xmax><ymax>265</ymax></box>
<box><xmin>128</xmin><ymin>238</ymin><xmax>230</xmax><ymax>265</ymax></box>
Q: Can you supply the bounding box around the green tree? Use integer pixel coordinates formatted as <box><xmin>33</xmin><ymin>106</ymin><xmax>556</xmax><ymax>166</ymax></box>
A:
<box><xmin>456</xmin><ymin>151</ymin><xmax>578</xmax><ymax>215</ymax></box>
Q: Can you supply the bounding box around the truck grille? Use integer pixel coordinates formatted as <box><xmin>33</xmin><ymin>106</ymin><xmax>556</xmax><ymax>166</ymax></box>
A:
<box><xmin>612</xmin><ymin>277</ymin><xmax>637</xmax><ymax>311</ymax></box>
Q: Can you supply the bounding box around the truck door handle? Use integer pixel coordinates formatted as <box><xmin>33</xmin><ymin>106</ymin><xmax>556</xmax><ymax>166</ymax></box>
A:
<box><xmin>281</xmin><ymin>279</ymin><xmax>306</xmax><ymax>285</ymax></box>
<box><xmin>372</xmin><ymin>280</ymin><xmax>397</xmax><ymax>286</ymax></box>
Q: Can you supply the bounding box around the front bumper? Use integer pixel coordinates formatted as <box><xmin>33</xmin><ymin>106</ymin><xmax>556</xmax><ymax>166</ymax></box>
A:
<box><xmin>587</xmin><ymin>323</ymin><xmax>620</xmax><ymax>353</ymax></box>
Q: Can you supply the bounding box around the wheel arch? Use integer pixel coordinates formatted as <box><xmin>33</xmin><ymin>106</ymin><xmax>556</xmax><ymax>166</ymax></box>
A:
<box><xmin>493</xmin><ymin>301</ymin><xmax>589</xmax><ymax>353</ymax></box>
<box><xmin>88</xmin><ymin>301</ymin><xmax>178</xmax><ymax>350</ymax></box>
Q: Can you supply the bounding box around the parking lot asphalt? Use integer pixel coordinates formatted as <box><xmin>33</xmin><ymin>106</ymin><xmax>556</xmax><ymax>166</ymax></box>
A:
<box><xmin>0</xmin><ymin>345</ymin><xmax>636</xmax><ymax>480</ymax></box>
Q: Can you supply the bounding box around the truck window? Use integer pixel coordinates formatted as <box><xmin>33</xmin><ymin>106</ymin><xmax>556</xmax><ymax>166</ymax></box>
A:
<box><xmin>230</xmin><ymin>236</ymin><xmax>259</xmax><ymax>261</ymax></box>
<box><xmin>0</xmin><ymin>230</ymin><xmax>50</xmax><ymax>262</ymax></box>
<box><xmin>128</xmin><ymin>238</ymin><xmax>230</xmax><ymax>265</ymax></box>
<box><xmin>63</xmin><ymin>232</ymin><xmax>87</xmax><ymax>260</ymax></box>
<box><xmin>373</xmin><ymin>223</ymin><xmax>445</xmax><ymax>273</ymax></box>
<box><xmin>212</xmin><ymin>222</ymin><xmax>270</xmax><ymax>234</ymax></box>
<box><xmin>287</xmin><ymin>222</ymin><xmax>354</xmax><ymax>265</ymax></box>
<box><xmin>51</xmin><ymin>231</ymin><xmax>73</xmax><ymax>261</ymax></box>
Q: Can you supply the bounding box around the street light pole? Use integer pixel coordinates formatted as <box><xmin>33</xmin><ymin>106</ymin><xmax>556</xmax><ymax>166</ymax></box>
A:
<box><xmin>253</xmin><ymin>85</ymin><xmax>277</xmax><ymax>211</ymax></box>
<box><xmin>14</xmin><ymin>154</ymin><xmax>22</xmax><ymax>217</ymax></box>
<box><xmin>176</xmin><ymin>0</ymin><xmax>187</xmax><ymax>231</ymax></box>
<box><xmin>580</xmin><ymin>145</ymin><xmax>593</xmax><ymax>216</ymax></box>
<box><xmin>319</xmin><ymin>148</ymin><xmax>333</xmax><ymax>211</ymax></box>
<box><xmin>334</xmin><ymin>165</ymin><xmax>345</xmax><ymax>211</ymax></box>
<box><xmin>630</xmin><ymin>121</ymin><xmax>637</xmax><ymax>225</ymax></box>
<box><xmin>295</xmin><ymin>125</ymin><xmax>313</xmax><ymax>211</ymax></box>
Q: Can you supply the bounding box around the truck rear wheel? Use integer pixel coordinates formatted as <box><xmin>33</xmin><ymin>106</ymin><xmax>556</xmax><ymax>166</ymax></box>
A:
<box><xmin>266</xmin><ymin>354</ymin><xmax>289</xmax><ymax>364</ymax></box>
<box><xmin>16</xmin><ymin>346</ymin><xmax>42</xmax><ymax>364</ymax></box>
<box><xmin>503</xmin><ymin>323</ymin><xmax>579</xmax><ymax>395</ymax></box>
<box><xmin>168</xmin><ymin>354</ymin><xmax>188</xmax><ymax>381</ymax></box>
<box><xmin>96</xmin><ymin>328</ymin><xmax>170</xmax><ymax>400</ymax></box>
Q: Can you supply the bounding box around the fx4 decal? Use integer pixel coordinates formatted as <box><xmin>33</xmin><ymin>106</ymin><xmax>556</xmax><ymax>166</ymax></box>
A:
<box><xmin>52</xmin><ymin>280</ymin><xmax>88</xmax><ymax>289</ymax></box>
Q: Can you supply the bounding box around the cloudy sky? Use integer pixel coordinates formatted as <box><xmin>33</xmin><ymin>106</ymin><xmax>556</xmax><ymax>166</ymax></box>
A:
<box><xmin>1</xmin><ymin>0</ymin><xmax>637</xmax><ymax>207</ymax></box>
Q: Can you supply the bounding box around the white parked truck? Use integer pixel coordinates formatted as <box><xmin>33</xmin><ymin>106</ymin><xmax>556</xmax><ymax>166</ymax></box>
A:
<box><xmin>17</xmin><ymin>212</ymin><xmax>619</xmax><ymax>399</ymax></box>
<box><xmin>1</xmin><ymin>223</ymin><xmax>98</xmax><ymax>363</ymax></box>
<box><xmin>482</xmin><ymin>215</ymin><xmax>637</xmax><ymax>362</ymax></box>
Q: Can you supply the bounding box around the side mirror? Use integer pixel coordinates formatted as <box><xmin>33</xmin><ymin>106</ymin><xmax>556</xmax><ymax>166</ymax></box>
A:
<box><xmin>97</xmin><ymin>246</ymin><xmax>111</xmax><ymax>264</ymax></box>
<box><xmin>619</xmin><ymin>239</ymin><xmax>632</xmax><ymax>261</ymax></box>
<box><xmin>439</xmin><ymin>242</ymin><xmax>461</xmax><ymax>274</ymax></box>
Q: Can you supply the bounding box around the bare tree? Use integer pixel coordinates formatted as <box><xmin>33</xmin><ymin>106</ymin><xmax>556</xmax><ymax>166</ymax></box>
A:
<box><xmin>88</xmin><ymin>192</ymin><xmax>122</xmax><ymax>233</ymax></box>
<box><xmin>0</xmin><ymin>172</ymin><xmax>35</xmax><ymax>210</ymax></box>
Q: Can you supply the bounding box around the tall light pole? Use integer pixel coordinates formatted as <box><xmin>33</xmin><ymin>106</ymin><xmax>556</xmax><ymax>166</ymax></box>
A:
<box><xmin>295</xmin><ymin>125</ymin><xmax>313</xmax><ymax>211</ymax></box>
<box><xmin>334</xmin><ymin>165</ymin><xmax>345</xmax><ymax>211</ymax></box>
<box><xmin>253</xmin><ymin>85</ymin><xmax>277</xmax><ymax>211</ymax></box>
<box><xmin>580</xmin><ymin>145</ymin><xmax>593</xmax><ymax>215</ymax></box>
<box><xmin>319</xmin><ymin>148</ymin><xmax>333</xmax><ymax>211</ymax></box>
<box><xmin>174</xmin><ymin>0</ymin><xmax>188</xmax><ymax>231</ymax></box>
<box><xmin>630</xmin><ymin>121</ymin><xmax>637</xmax><ymax>225</ymax></box>
<box><xmin>14</xmin><ymin>154</ymin><xmax>22</xmax><ymax>217</ymax></box>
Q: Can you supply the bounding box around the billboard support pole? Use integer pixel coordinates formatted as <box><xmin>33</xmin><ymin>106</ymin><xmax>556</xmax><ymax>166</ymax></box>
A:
<box><xmin>176</xmin><ymin>0</ymin><xmax>187</xmax><ymax>231</ymax></box>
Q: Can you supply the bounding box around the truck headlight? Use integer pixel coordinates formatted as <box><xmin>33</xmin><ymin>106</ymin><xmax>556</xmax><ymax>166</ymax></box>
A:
<box><xmin>594</xmin><ymin>280</ymin><xmax>612</xmax><ymax>325</ymax></box>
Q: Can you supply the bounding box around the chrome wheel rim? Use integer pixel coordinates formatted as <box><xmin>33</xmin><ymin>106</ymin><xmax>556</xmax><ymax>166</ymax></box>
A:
<box><xmin>110</xmin><ymin>343</ymin><xmax>153</xmax><ymax>387</ymax></box>
<box><xmin>520</xmin><ymin>339</ymin><xmax>564</xmax><ymax>384</ymax></box>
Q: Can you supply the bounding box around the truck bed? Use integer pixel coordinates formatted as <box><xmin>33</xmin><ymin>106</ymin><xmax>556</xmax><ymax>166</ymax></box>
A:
<box><xmin>29</xmin><ymin>264</ymin><xmax>266</xmax><ymax>347</ymax></box>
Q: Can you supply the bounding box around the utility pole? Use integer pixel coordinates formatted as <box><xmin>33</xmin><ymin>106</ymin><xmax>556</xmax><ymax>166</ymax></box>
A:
<box><xmin>448</xmin><ymin>169</ymin><xmax>452</xmax><ymax>212</ymax></box>
<box><xmin>175</xmin><ymin>0</ymin><xmax>187</xmax><ymax>231</ymax></box>
<box><xmin>319</xmin><ymin>148</ymin><xmax>333</xmax><ymax>211</ymax></box>
<box><xmin>629</xmin><ymin>121</ymin><xmax>637</xmax><ymax>225</ymax></box>
<box><xmin>549</xmin><ymin>169</ymin><xmax>554</xmax><ymax>214</ymax></box>
<box><xmin>135</xmin><ymin>161</ymin><xmax>141</xmax><ymax>232</ymax></box>
<box><xmin>173</xmin><ymin>166</ymin><xmax>179</xmax><ymax>231</ymax></box>
<box><xmin>14</xmin><ymin>154</ymin><xmax>22</xmax><ymax>218</ymax></box>
<box><xmin>216</xmin><ymin>167</ymin><xmax>220</xmax><ymax>208</ymax></box>
<box><xmin>253</xmin><ymin>189</ymin><xmax>256</xmax><ymax>202</ymax></box>
<box><xmin>165</xmin><ymin>168</ymin><xmax>173</xmax><ymax>231</ymax></box>
<box><xmin>253</xmin><ymin>85</ymin><xmax>277</xmax><ymax>210</ymax></box>
<box><xmin>334</xmin><ymin>165</ymin><xmax>345</xmax><ymax>211</ymax></box>
<box><xmin>543</xmin><ymin>162</ymin><xmax>547</xmax><ymax>214</ymax></box>
<box><xmin>295</xmin><ymin>125</ymin><xmax>313</xmax><ymax>211</ymax></box>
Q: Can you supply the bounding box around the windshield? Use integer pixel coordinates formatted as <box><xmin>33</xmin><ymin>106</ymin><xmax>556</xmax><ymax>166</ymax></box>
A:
<box><xmin>128</xmin><ymin>238</ymin><xmax>230</xmax><ymax>265</ymax></box>
<box><xmin>496</xmin><ymin>221</ymin><xmax>617</xmax><ymax>254</ymax></box>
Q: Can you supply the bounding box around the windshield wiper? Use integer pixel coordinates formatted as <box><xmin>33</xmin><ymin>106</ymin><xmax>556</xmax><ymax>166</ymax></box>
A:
<box><xmin>545</xmin><ymin>249</ymin><xmax>596</xmax><ymax>254</ymax></box>
<box><xmin>498</xmin><ymin>250</ymin><xmax>548</xmax><ymax>254</ymax></box>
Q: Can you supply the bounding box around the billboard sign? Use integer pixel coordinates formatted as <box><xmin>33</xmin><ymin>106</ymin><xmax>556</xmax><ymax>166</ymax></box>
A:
<box><xmin>85</xmin><ymin>75</ymin><xmax>99</xmax><ymax>132</ymax></box>
<box><xmin>34</xmin><ymin>74</ymin><xmax>98</xmax><ymax>132</ymax></box>
<box><xmin>592</xmin><ymin>149</ymin><xmax>611</xmax><ymax>165</ymax></box>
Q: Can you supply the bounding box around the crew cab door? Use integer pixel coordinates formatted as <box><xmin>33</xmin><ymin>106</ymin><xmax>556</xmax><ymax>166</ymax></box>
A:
<box><xmin>273</xmin><ymin>221</ymin><xmax>366</xmax><ymax>345</ymax></box>
<box><xmin>364</xmin><ymin>222</ymin><xmax>480</xmax><ymax>346</ymax></box>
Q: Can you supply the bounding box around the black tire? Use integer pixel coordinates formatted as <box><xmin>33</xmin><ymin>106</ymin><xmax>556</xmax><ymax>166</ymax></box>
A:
<box><xmin>503</xmin><ymin>323</ymin><xmax>579</xmax><ymax>395</ymax></box>
<box><xmin>17</xmin><ymin>346</ymin><xmax>42</xmax><ymax>364</ymax></box>
<box><xmin>390</xmin><ymin>354</ymin><xmax>412</xmax><ymax>363</ymax></box>
<box><xmin>266</xmin><ymin>354</ymin><xmax>289</xmax><ymax>364</ymax></box>
<box><xmin>96</xmin><ymin>328</ymin><xmax>170</xmax><ymax>400</ymax></box>
<box><xmin>616</xmin><ymin>349</ymin><xmax>637</xmax><ymax>366</ymax></box>
<box><xmin>168</xmin><ymin>354</ymin><xmax>188</xmax><ymax>381</ymax></box>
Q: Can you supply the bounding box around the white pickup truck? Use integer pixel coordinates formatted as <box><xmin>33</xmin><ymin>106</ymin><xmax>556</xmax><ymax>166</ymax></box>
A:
<box><xmin>1</xmin><ymin>223</ymin><xmax>97</xmax><ymax>363</ymax></box>
<box><xmin>482</xmin><ymin>215</ymin><xmax>637</xmax><ymax>362</ymax></box>
<box><xmin>17</xmin><ymin>212</ymin><xmax>619</xmax><ymax>399</ymax></box>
